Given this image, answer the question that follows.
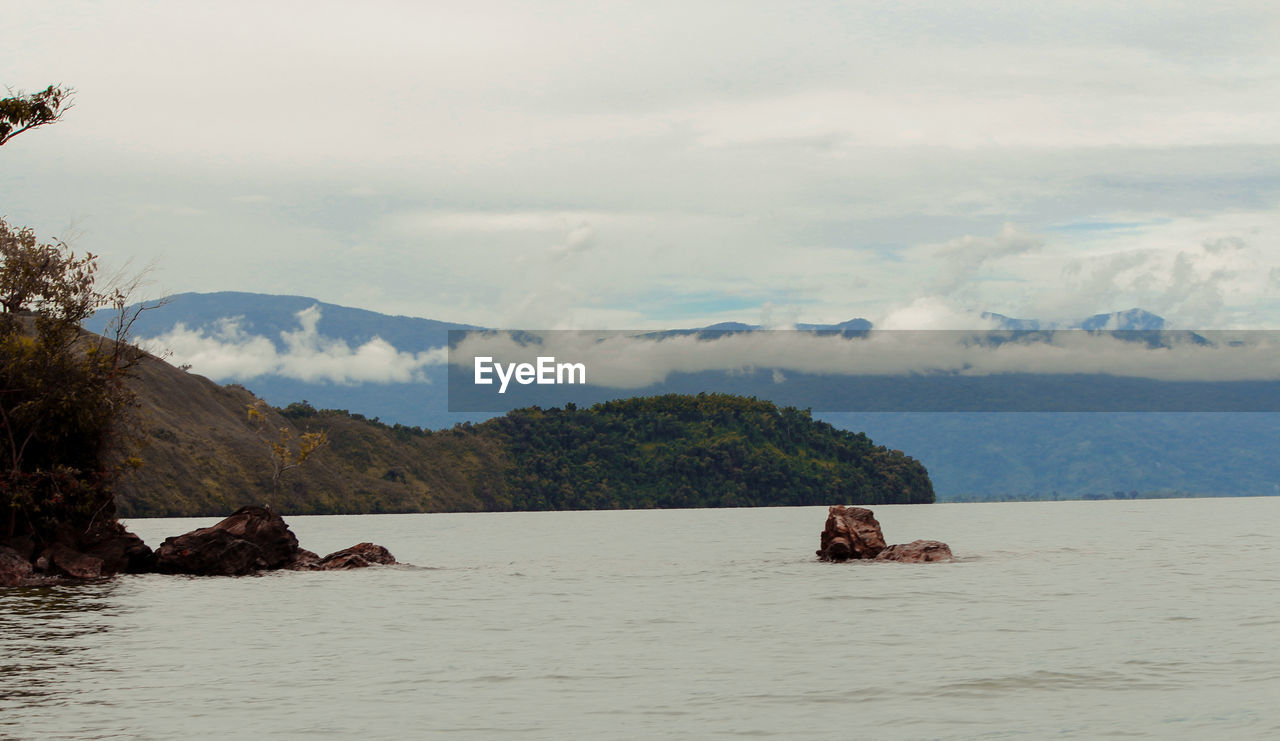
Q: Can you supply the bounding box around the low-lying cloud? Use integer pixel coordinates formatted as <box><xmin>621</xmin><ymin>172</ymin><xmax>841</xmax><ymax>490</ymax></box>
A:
<box><xmin>140</xmin><ymin>305</ymin><xmax>448</xmax><ymax>384</ymax></box>
<box><xmin>449</xmin><ymin>329</ymin><xmax>1280</xmax><ymax>388</ymax></box>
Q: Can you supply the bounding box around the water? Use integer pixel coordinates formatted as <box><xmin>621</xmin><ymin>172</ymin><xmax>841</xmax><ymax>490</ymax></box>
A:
<box><xmin>3</xmin><ymin>499</ymin><xmax>1278</xmax><ymax>739</ymax></box>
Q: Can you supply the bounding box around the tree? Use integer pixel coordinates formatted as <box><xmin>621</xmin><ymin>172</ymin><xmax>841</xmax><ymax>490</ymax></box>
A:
<box><xmin>247</xmin><ymin>400</ymin><xmax>329</xmax><ymax>498</ymax></box>
<box><xmin>0</xmin><ymin>85</ymin><xmax>74</xmax><ymax>146</ymax></box>
<box><xmin>0</xmin><ymin>221</ymin><xmax>96</xmax><ymax>314</ymax></box>
<box><xmin>0</xmin><ymin>217</ymin><xmax>144</xmax><ymax>540</ymax></box>
<box><xmin>1</xmin><ymin>81</ymin><xmax>147</xmax><ymax>543</ymax></box>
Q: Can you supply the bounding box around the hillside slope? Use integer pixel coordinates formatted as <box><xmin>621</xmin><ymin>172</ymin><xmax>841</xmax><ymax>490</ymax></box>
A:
<box><xmin>116</xmin><ymin>355</ymin><xmax>932</xmax><ymax>516</ymax></box>
<box><xmin>117</xmin><ymin>354</ymin><xmax>507</xmax><ymax>516</ymax></box>
<box><xmin>98</xmin><ymin>292</ymin><xmax>1280</xmax><ymax>500</ymax></box>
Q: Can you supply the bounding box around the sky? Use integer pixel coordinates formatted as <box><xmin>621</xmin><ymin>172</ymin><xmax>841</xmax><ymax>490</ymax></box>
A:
<box><xmin>4</xmin><ymin>1</ymin><xmax>1280</xmax><ymax>330</ymax></box>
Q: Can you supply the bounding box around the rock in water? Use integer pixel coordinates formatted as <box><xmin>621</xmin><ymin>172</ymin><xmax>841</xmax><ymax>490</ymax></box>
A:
<box><xmin>154</xmin><ymin>506</ymin><xmax>401</xmax><ymax>576</ymax></box>
<box><xmin>817</xmin><ymin>505</ymin><xmax>888</xmax><ymax>561</ymax></box>
<box><xmin>41</xmin><ymin>543</ymin><xmax>104</xmax><ymax>580</ymax></box>
<box><xmin>284</xmin><ymin>548</ymin><xmax>323</xmax><ymax>571</ymax></box>
<box><xmin>81</xmin><ymin>528</ymin><xmax>156</xmax><ymax>574</ymax></box>
<box><xmin>5</xmin><ymin>504</ymin><xmax>399</xmax><ymax>581</ymax></box>
<box><xmin>0</xmin><ymin>545</ymin><xmax>34</xmax><ymax>587</ymax></box>
<box><xmin>155</xmin><ymin>505</ymin><xmax>300</xmax><ymax>576</ymax></box>
<box><xmin>817</xmin><ymin>505</ymin><xmax>952</xmax><ymax>563</ymax></box>
<box><xmin>875</xmin><ymin>540</ymin><xmax>953</xmax><ymax>563</ymax></box>
<box><xmin>3</xmin><ymin>521</ymin><xmax>155</xmax><ymax>583</ymax></box>
<box><xmin>318</xmin><ymin>542</ymin><xmax>397</xmax><ymax>570</ymax></box>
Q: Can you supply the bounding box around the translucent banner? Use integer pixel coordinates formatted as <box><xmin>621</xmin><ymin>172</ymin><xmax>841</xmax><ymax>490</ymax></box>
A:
<box><xmin>447</xmin><ymin>329</ymin><xmax>1280</xmax><ymax>412</ymax></box>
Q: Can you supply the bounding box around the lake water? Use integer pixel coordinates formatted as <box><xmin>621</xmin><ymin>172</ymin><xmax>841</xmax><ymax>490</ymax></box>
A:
<box><xmin>2</xmin><ymin>499</ymin><xmax>1278</xmax><ymax>739</ymax></box>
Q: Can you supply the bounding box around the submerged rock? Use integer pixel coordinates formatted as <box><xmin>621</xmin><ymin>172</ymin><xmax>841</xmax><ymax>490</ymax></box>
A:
<box><xmin>284</xmin><ymin>548</ymin><xmax>323</xmax><ymax>571</ymax></box>
<box><xmin>875</xmin><ymin>539</ymin><xmax>953</xmax><ymax>563</ymax></box>
<box><xmin>318</xmin><ymin>542</ymin><xmax>397</xmax><ymax>570</ymax></box>
<box><xmin>817</xmin><ymin>505</ymin><xmax>952</xmax><ymax>563</ymax></box>
<box><xmin>0</xmin><ymin>545</ymin><xmax>34</xmax><ymax>587</ymax></box>
<box><xmin>39</xmin><ymin>543</ymin><xmax>104</xmax><ymax>580</ymax></box>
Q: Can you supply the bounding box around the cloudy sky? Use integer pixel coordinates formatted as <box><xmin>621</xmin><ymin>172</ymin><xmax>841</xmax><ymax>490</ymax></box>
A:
<box><xmin>4</xmin><ymin>1</ymin><xmax>1279</xmax><ymax>329</ymax></box>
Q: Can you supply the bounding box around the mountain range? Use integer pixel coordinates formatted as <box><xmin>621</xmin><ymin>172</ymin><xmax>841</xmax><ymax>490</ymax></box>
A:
<box><xmin>88</xmin><ymin>292</ymin><xmax>1280</xmax><ymax>500</ymax></box>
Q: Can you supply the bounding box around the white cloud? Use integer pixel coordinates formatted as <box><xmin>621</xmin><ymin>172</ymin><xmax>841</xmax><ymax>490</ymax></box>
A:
<box><xmin>451</xmin><ymin>328</ymin><xmax>1280</xmax><ymax>388</ymax></box>
<box><xmin>548</xmin><ymin>222</ymin><xmax>595</xmax><ymax>261</ymax></box>
<box><xmin>140</xmin><ymin>305</ymin><xmax>447</xmax><ymax>384</ymax></box>
<box><xmin>923</xmin><ymin>222</ymin><xmax>1045</xmax><ymax>297</ymax></box>
<box><xmin>7</xmin><ymin>2</ymin><xmax>1280</xmax><ymax>330</ymax></box>
<box><xmin>878</xmin><ymin>297</ymin><xmax>1004</xmax><ymax>330</ymax></box>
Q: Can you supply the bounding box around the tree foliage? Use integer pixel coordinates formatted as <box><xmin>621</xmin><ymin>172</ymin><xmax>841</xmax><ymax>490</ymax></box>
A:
<box><xmin>0</xmin><ymin>218</ymin><xmax>143</xmax><ymax>539</ymax></box>
<box><xmin>247</xmin><ymin>400</ymin><xmax>329</xmax><ymax>497</ymax></box>
<box><xmin>0</xmin><ymin>85</ymin><xmax>74</xmax><ymax>147</ymax></box>
<box><xmin>475</xmin><ymin>393</ymin><xmax>934</xmax><ymax>510</ymax></box>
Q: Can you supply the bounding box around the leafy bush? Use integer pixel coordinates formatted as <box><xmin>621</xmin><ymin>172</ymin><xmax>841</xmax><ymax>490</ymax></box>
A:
<box><xmin>0</xmin><ymin>217</ymin><xmax>143</xmax><ymax>540</ymax></box>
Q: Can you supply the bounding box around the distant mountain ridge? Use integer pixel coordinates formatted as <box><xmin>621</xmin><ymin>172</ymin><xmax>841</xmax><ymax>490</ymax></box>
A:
<box><xmin>113</xmin><ymin>352</ymin><xmax>935</xmax><ymax>516</ymax></box>
<box><xmin>85</xmin><ymin>291</ymin><xmax>477</xmax><ymax>353</ymax></box>
<box><xmin>91</xmin><ymin>291</ymin><xmax>1170</xmax><ymax>342</ymax></box>
<box><xmin>88</xmin><ymin>292</ymin><xmax>1280</xmax><ymax>500</ymax></box>
<box><xmin>981</xmin><ymin>308</ymin><xmax>1166</xmax><ymax>331</ymax></box>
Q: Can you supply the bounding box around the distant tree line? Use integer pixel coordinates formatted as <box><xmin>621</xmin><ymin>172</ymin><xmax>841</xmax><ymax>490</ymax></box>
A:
<box><xmin>475</xmin><ymin>394</ymin><xmax>935</xmax><ymax>510</ymax></box>
<box><xmin>275</xmin><ymin>394</ymin><xmax>936</xmax><ymax>513</ymax></box>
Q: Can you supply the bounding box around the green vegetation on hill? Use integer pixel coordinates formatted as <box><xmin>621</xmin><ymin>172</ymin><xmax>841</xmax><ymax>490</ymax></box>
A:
<box><xmin>114</xmin><ymin>386</ymin><xmax>934</xmax><ymax>516</ymax></box>
<box><xmin>1</xmin><ymin>216</ymin><xmax>143</xmax><ymax>542</ymax></box>
<box><xmin>478</xmin><ymin>394</ymin><xmax>934</xmax><ymax>509</ymax></box>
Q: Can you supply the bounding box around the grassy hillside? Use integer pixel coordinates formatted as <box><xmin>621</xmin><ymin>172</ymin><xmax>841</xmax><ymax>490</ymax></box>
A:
<box><xmin>115</xmin><ymin>356</ymin><xmax>933</xmax><ymax>516</ymax></box>
<box><xmin>116</xmin><ymin>355</ymin><xmax>509</xmax><ymax>516</ymax></box>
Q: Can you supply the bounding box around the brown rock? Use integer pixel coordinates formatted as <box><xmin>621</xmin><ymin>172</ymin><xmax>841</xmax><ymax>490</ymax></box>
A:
<box><xmin>155</xmin><ymin>505</ymin><xmax>301</xmax><ymax>576</ymax></box>
<box><xmin>0</xmin><ymin>545</ymin><xmax>34</xmax><ymax>587</ymax></box>
<box><xmin>156</xmin><ymin>529</ymin><xmax>266</xmax><ymax>576</ymax></box>
<box><xmin>2</xmin><ymin>535</ymin><xmax>37</xmax><ymax>562</ymax></box>
<box><xmin>318</xmin><ymin>542</ymin><xmax>397</xmax><ymax>570</ymax></box>
<box><xmin>817</xmin><ymin>505</ymin><xmax>887</xmax><ymax>561</ymax></box>
<box><xmin>875</xmin><ymin>539</ymin><xmax>953</xmax><ymax>563</ymax></box>
<box><xmin>284</xmin><ymin>548</ymin><xmax>322</xmax><ymax>571</ymax></box>
<box><xmin>201</xmin><ymin>505</ymin><xmax>300</xmax><ymax>567</ymax></box>
<box><xmin>152</xmin><ymin>506</ymin><xmax>402</xmax><ymax>576</ymax></box>
<box><xmin>81</xmin><ymin>529</ymin><xmax>155</xmax><ymax>575</ymax></box>
<box><xmin>41</xmin><ymin>543</ymin><xmax>105</xmax><ymax>580</ymax></box>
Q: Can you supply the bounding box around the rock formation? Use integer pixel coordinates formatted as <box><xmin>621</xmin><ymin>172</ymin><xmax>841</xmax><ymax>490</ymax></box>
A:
<box><xmin>2</xmin><ymin>519</ymin><xmax>156</xmax><ymax>585</ymax></box>
<box><xmin>816</xmin><ymin>506</ymin><xmax>888</xmax><ymax>561</ymax></box>
<box><xmin>155</xmin><ymin>505</ymin><xmax>302</xmax><ymax>576</ymax></box>
<box><xmin>318</xmin><ymin>542</ymin><xmax>398</xmax><ymax>570</ymax></box>
<box><xmin>1</xmin><ymin>505</ymin><xmax>398</xmax><ymax>585</ymax></box>
<box><xmin>875</xmin><ymin>539</ymin><xmax>953</xmax><ymax>563</ymax></box>
<box><xmin>817</xmin><ymin>505</ymin><xmax>951</xmax><ymax>563</ymax></box>
<box><xmin>0</xmin><ymin>545</ymin><xmax>34</xmax><ymax>587</ymax></box>
<box><xmin>154</xmin><ymin>505</ymin><xmax>398</xmax><ymax>576</ymax></box>
<box><xmin>285</xmin><ymin>542</ymin><xmax>398</xmax><ymax>571</ymax></box>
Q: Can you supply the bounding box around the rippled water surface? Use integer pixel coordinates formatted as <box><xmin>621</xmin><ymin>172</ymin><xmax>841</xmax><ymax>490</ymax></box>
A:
<box><xmin>3</xmin><ymin>499</ymin><xmax>1279</xmax><ymax>739</ymax></box>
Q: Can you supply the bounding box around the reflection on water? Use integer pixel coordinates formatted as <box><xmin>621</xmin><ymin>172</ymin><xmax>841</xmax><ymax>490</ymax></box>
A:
<box><xmin>0</xmin><ymin>581</ymin><xmax>123</xmax><ymax>710</ymax></box>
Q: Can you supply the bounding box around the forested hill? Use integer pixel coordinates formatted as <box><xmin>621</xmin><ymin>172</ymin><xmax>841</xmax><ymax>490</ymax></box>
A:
<box><xmin>474</xmin><ymin>394</ymin><xmax>934</xmax><ymax>509</ymax></box>
<box><xmin>116</xmin><ymin>383</ymin><xmax>934</xmax><ymax>516</ymax></box>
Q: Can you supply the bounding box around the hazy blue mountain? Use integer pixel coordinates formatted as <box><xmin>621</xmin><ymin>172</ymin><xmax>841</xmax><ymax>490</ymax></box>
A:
<box><xmin>1079</xmin><ymin>308</ymin><xmax>1166</xmax><ymax>331</ymax></box>
<box><xmin>817</xmin><ymin>412</ymin><xmax>1280</xmax><ymax>500</ymax></box>
<box><xmin>85</xmin><ymin>291</ymin><xmax>477</xmax><ymax>351</ymax></box>
<box><xmin>89</xmin><ymin>292</ymin><xmax>1278</xmax><ymax>499</ymax></box>
<box><xmin>982</xmin><ymin>307</ymin><xmax>1167</xmax><ymax>331</ymax></box>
